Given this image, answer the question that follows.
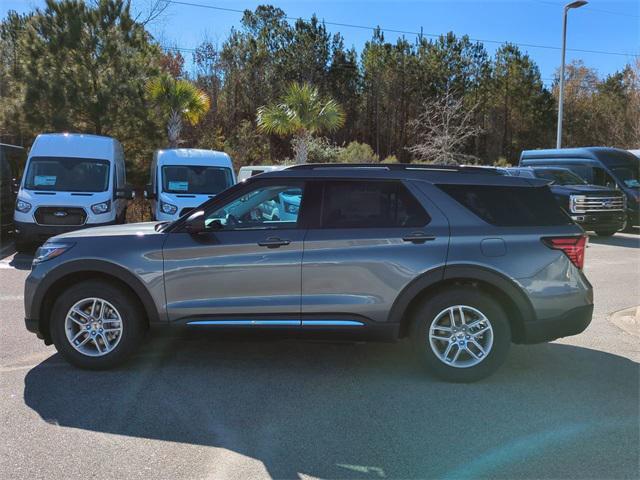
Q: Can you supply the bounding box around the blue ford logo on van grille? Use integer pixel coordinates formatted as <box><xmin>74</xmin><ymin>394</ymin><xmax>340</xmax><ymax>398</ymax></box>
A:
<box><xmin>53</xmin><ymin>211</ymin><xmax>68</xmax><ymax>217</ymax></box>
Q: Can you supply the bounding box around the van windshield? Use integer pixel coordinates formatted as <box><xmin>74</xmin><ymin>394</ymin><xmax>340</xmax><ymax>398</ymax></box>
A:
<box><xmin>162</xmin><ymin>165</ymin><xmax>233</xmax><ymax>194</ymax></box>
<box><xmin>24</xmin><ymin>157</ymin><xmax>110</xmax><ymax>192</ymax></box>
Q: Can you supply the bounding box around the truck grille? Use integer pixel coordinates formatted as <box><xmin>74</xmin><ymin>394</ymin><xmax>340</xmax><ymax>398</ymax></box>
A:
<box><xmin>34</xmin><ymin>207</ymin><xmax>87</xmax><ymax>226</ymax></box>
<box><xmin>570</xmin><ymin>195</ymin><xmax>626</xmax><ymax>213</ymax></box>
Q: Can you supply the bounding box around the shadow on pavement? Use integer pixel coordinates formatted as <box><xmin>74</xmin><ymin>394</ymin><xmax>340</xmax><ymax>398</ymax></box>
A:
<box><xmin>589</xmin><ymin>232</ymin><xmax>640</xmax><ymax>249</ymax></box>
<box><xmin>24</xmin><ymin>335</ymin><xmax>639</xmax><ymax>479</ymax></box>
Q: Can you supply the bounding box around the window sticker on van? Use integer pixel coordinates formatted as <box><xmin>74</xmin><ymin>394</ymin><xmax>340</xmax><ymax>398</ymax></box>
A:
<box><xmin>168</xmin><ymin>181</ymin><xmax>189</xmax><ymax>191</ymax></box>
<box><xmin>34</xmin><ymin>175</ymin><xmax>56</xmax><ymax>186</ymax></box>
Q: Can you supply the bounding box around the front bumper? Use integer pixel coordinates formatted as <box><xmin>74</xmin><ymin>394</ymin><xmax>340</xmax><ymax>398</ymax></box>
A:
<box><xmin>570</xmin><ymin>212</ymin><xmax>626</xmax><ymax>232</ymax></box>
<box><xmin>14</xmin><ymin>220</ymin><xmax>116</xmax><ymax>245</ymax></box>
<box><xmin>521</xmin><ymin>304</ymin><xmax>593</xmax><ymax>344</ymax></box>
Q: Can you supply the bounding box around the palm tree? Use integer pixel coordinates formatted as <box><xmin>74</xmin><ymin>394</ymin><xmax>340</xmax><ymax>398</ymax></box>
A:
<box><xmin>146</xmin><ymin>74</ymin><xmax>210</xmax><ymax>147</ymax></box>
<box><xmin>256</xmin><ymin>82</ymin><xmax>345</xmax><ymax>163</ymax></box>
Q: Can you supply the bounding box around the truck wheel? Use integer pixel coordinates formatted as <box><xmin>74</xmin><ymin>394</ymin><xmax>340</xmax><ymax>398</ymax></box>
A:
<box><xmin>14</xmin><ymin>240</ymin><xmax>32</xmax><ymax>254</ymax></box>
<box><xmin>410</xmin><ymin>287</ymin><xmax>511</xmax><ymax>383</ymax></box>
<box><xmin>595</xmin><ymin>230</ymin><xmax>617</xmax><ymax>237</ymax></box>
<box><xmin>50</xmin><ymin>280</ymin><xmax>145</xmax><ymax>369</ymax></box>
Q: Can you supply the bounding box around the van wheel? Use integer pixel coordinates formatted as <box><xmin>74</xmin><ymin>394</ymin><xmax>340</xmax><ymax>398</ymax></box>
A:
<box><xmin>595</xmin><ymin>230</ymin><xmax>617</xmax><ymax>237</ymax></box>
<box><xmin>50</xmin><ymin>281</ymin><xmax>145</xmax><ymax>369</ymax></box>
<box><xmin>410</xmin><ymin>287</ymin><xmax>511</xmax><ymax>382</ymax></box>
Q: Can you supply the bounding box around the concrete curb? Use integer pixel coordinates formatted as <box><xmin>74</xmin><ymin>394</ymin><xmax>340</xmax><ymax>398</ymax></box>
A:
<box><xmin>609</xmin><ymin>306</ymin><xmax>640</xmax><ymax>337</ymax></box>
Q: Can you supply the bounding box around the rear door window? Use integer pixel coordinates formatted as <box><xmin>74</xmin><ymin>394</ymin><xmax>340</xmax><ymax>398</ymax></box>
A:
<box><xmin>320</xmin><ymin>180</ymin><xmax>430</xmax><ymax>228</ymax></box>
<box><xmin>438</xmin><ymin>184</ymin><xmax>572</xmax><ymax>226</ymax></box>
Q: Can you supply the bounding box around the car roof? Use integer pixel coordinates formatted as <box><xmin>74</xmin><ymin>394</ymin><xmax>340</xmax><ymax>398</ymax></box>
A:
<box><xmin>155</xmin><ymin>149</ymin><xmax>232</xmax><ymax>167</ymax></box>
<box><xmin>255</xmin><ymin>163</ymin><xmax>547</xmax><ymax>187</ymax></box>
<box><xmin>30</xmin><ymin>133</ymin><xmax>117</xmax><ymax>160</ymax></box>
<box><xmin>520</xmin><ymin>146</ymin><xmax>630</xmax><ymax>162</ymax></box>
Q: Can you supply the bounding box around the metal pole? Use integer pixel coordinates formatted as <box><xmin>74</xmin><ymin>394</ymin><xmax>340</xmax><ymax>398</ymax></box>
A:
<box><xmin>556</xmin><ymin>7</ymin><xmax>568</xmax><ymax>149</ymax></box>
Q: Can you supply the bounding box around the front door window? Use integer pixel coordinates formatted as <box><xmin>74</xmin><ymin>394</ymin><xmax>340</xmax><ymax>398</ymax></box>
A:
<box><xmin>205</xmin><ymin>183</ymin><xmax>304</xmax><ymax>230</ymax></box>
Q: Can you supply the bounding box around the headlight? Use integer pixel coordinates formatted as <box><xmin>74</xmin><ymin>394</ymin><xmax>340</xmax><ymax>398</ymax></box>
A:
<box><xmin>160</xmin><ymin>201</ymin><xmax>178</xmax><ymax>215</ymax></box>
<box><xmin>284</xmin><ymin>202</ymin><xmax>299</xmax><ymax>214</ymax></box>
<box><xmin>15</xmin><ymin>199</ymin><xmax>32</xmax><ymax>213</ymax></box>
<box><xmin>91</xmin><ymin>200</ymin><xmax>111</xmax><ymax>214</ymax></box>
<box><xmin>33</xmin><ymin>242</ymin><xmax>74</xmax><ymax>265</ymax></box>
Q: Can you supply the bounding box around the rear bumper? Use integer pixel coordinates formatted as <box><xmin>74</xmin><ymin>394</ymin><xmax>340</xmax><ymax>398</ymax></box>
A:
<box><xmin>14</xmin><ymin>220</ymin><xmax>117</xmax><ymax>245</ymax></box>
<box><xmin>520</xmin><ymin>304</ymin><xmax>593</xmax><ymax>344</ymax></box>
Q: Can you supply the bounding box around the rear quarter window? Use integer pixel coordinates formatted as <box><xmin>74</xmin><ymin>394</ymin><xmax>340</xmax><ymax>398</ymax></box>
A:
<box><xmin>438</xmin><ymin>184</ymin><xmax>573</xmax><ymax>227</ymax></box>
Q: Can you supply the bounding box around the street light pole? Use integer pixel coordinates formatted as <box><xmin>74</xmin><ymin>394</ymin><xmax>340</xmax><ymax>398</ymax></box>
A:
<box><xmin>556</xmin><ymin>0</ymin><xmax>588</xmax><ymax>149</ymax></box>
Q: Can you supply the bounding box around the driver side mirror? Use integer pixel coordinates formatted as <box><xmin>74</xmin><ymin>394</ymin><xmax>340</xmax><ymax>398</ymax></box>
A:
<box><xmin>116</xmin><ymin>184</ymin><xmax>134</xmax><ymax>200</ymax></box>
<box><xmin>184</xmin><ymin>210</ymin><xmax>206</xmax><ymax>235</ymax></box>
<box><xmin>144</xmin><ymin>183</ymin><xmax>156</xmax><ymax>200</ymax></box>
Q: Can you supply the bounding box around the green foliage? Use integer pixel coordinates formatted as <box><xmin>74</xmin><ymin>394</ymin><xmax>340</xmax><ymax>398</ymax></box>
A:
<box><xmin>224</xmin><ymin>120</ymin><xmax>271</xmax><ymax>170</ymax></box>
<box><xmin>146</xmin><ymin>73</ymin><xmax>210</xmax><ymax>146</ymax></box>
<box><xmin>2</xmin><ymin>2</ymin><xmax>638</xmax><ymax>184</ymax></box>
<box><xmin>338</xmin><ymin>141</ymin><xmax>379</xmax><ymax>163</ymax></box>
<box><xmin>493</xmin><ymin>157</ymin><xmax>512</xmax><ymax>167</ymax></box>
<box><xmin>381</xmin><ymin>155</ymin><xmax>399</xmax><ymax>164</ymax></box>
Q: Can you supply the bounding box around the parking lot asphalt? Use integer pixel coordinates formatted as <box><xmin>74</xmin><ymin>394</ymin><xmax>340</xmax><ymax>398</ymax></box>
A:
<box><xmin>0</xmin><ymin>232</ymin><xmax>638</xmax><ymax>480</ymax></box>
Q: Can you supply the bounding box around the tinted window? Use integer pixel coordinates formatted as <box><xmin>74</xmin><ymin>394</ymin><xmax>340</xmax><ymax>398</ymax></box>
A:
<box><xmin>438</xmin><ymin>184</ymin><xmax>572</xmax><ymax>226</ymax></box>
<box><xmin>321</xmin><ymin>181</ymin><xmax>430</xmax><ymax>228</ymax></box>
<box><xmin>534</xmin><ymin>169</ymin><xmax>587</xmax><ymax>185</ymax></box>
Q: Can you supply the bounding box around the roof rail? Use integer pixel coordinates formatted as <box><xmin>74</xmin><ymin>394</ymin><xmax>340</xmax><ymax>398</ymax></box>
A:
<box><xmin>286</xmin><ymin>163</ymin><xmax>501</xmax><ymax>174</ymax></box>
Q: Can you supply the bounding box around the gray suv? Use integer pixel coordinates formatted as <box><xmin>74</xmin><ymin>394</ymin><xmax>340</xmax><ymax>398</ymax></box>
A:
<box><xmin>24</xmin><ymin>164</ymin><xmax>593</xmax><ymax>382</ymax></box>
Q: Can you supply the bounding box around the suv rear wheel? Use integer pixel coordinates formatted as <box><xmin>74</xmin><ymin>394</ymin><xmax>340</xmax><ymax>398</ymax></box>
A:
<box><xmin>50</xmin><ymin>281</ymin><xmax>144</xmax><ymax>369</ymax></box>
<box><xmin>410</xmin><ymin>287</ymin><xmax>511</xmax><ymax>382</ymax></box>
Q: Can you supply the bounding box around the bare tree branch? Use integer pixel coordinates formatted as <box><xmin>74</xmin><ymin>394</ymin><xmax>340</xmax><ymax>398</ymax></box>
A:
<box><xmin>407</xmin><ymin>88</ymin><xmax>483</xmax><ymax>165</ymax></box>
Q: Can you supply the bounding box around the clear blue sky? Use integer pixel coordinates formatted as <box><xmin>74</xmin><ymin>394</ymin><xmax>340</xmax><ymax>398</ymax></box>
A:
<box><xmin>3</xmin><ymin>0</ymin><xmax>639</xmax><ymax>86</ymax></box>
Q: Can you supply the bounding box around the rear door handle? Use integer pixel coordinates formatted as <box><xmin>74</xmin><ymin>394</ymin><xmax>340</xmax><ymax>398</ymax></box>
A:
<box><xmin>258</xmin><ymin>237</ymin><xmax>291</xmax><ymax>248</ymax></box>
<box><xmin>402</xmin><ymin>232</ymin><xmax>436</xmax><ymax>244</ymax></box>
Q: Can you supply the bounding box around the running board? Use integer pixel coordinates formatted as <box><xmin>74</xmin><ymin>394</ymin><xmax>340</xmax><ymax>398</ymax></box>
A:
<box><xmin>186</xmin><ymin>319</ymin><xmax>365</xmax><ymax>327</ymax></box>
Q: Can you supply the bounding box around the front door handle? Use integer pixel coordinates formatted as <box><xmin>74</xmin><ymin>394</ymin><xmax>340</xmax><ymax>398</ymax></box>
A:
<box><xmin>258</xmin><ymin>237</ymin><xmax>291</xmax><ymax>248</ymax></box>
<box><xmin>402</xmin><ymin>232</ymin><xmax>436</xmax><ymax>244</ymax></box>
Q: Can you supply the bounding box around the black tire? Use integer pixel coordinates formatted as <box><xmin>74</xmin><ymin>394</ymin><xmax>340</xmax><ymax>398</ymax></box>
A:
<box><xmin>14</xmin><ymin>239</ymin><xmax>32</xmax><ymax>254</ymax></box>
<box><xmin>410</xmin><ymin>286</ymin><xmax>511</xmax><ymax>383</ymax></box>
<box><xmin>50</xmin><ymin>280</ymin><xmax>145</xmax><ymax>369</ymax></box>
<box><xmin>595</xmin><ymin>230</ymin><xmax>617</xmax><ymax>237</ymax></box>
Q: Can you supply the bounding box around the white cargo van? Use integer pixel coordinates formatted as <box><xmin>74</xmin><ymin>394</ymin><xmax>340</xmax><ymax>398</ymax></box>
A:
<box><xmin>146</xmin><ymin>149</ymin><xmax>235</xmax><ymax>221</ymax></box>
<box><xmin>14</xmin><ymin>133</ymin><xmax>132</xmax><ymax>251</ymax></box>
<box><xmin>237</xmin><ymin>165</ymin><xmax>287</xmax><ymax>182</ymax></box>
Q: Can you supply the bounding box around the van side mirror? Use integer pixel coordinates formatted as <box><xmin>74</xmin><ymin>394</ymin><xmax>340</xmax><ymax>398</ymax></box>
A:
<box><xmin>184</xmin><ymin>210</ymin><xmax>206</xmax><ymax>235</ymax></box>
<box><xmin>116</xmin><ymin>184</ymin><xmax>134</xmax><ymax>200</ymax></box>
<box><xmin>144</xmin><ymin>184</ymin><xmax>156</xmax><ymax>200</ymax></box>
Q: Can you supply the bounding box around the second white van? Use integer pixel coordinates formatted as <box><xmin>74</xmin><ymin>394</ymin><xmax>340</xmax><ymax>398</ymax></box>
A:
<box><xmin>13</xmin><ymin>133</ymin><xmax>132</xmax><ymax>251</ymax></box>
<box><xmin>146</xmin><ymin>149</ymin><xmax>236</xmax><ymax>222</ymax></box>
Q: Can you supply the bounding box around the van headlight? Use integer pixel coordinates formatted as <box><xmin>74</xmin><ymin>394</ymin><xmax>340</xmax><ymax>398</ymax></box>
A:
<box><xmin>33</xmin><ymin>242</ymin><xmax>75</xmax><ymax>265</ymax></box>
<box><xmin>284</xmin><ymin>202</ymin><xmax>299</xmax><ymax>214</ymax></box>
<box><xmin>91</xmin><ymin>200</ymin><xmax>111</xmax><ymax>214</ymax></box>
<box><xmin>15</xmin><ymin>199</ymin><xmax>32</xmax><ymax>213</ymax></box>
<box><xmin>160</xmin><ymin>201</ymin><xmax>178</xmax><ymax>215</ymax></box>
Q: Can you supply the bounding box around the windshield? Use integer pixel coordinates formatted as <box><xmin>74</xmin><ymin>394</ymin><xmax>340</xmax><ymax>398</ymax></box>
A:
<box><xmin>162</xmin><ymin>165</ymin><xmax>233</xmax><ymax>194</ymax></box>
<box><xmin>24</xmin><ymin>156</ymin><xmax>110</xmax><ymax>192</ymax></box>
<box><xmin>534</xmin><ymin>169</ymin><xmax>587</xmax><ymax>186</ymax></box>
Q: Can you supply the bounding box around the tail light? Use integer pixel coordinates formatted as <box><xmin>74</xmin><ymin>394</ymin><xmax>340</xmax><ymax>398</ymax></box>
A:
<box><xmin>543</xmin><ymin>235</ymin><xmax>587</xmax><ymax>269</ymax></box>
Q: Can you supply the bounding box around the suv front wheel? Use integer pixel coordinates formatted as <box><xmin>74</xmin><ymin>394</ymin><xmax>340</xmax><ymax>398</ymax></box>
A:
<box><xmin>50</xmin><ymin>281</ymin><xmax>145</xmax><ymax>369</ymax></box>
<box><xmin>410</xmin><ymin>287</ymin><xmax>511</xmax><ymax>382</ymax></box>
